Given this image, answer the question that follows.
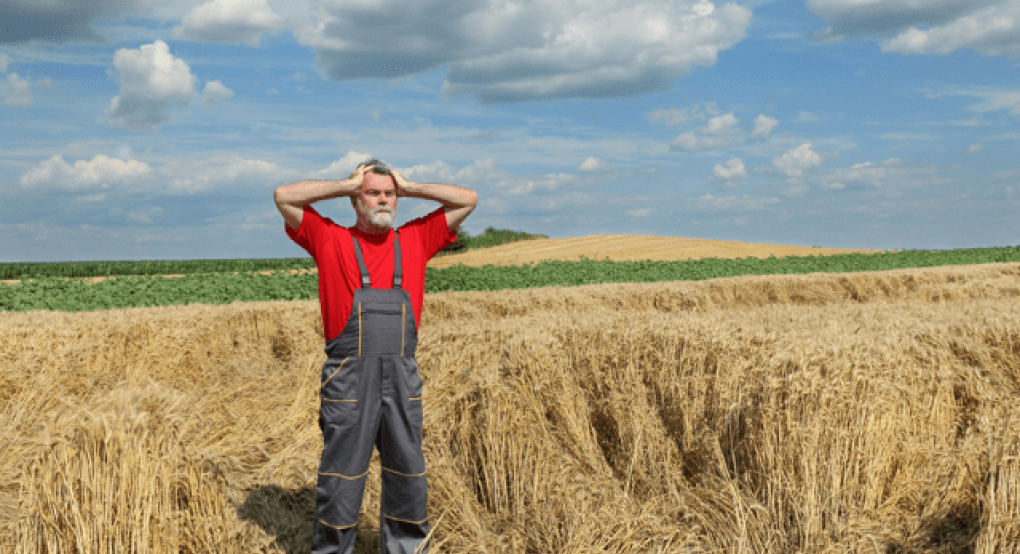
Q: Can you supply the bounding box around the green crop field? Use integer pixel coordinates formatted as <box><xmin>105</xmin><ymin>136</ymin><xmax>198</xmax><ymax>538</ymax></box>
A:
<box><xmin>2</xmin><ymin>245</ymin><xmax>1019</xmax><ymax>313</ymax></box>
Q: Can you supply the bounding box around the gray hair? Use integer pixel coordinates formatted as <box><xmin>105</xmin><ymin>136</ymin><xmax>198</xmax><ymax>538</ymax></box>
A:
<box><xmin>357</xmin><ymin>158</ymin><xmax>392</xmax><ymax>176</ymax></box>
<box><xmin>350</xmin><ymin>158</ymin><xmax>395</xmax><ymax>210</ymax></box>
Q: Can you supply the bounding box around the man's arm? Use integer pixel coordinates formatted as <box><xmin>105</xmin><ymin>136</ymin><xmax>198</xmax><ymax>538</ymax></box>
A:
<box><xmin>274</xmin><ymin>166</ymin><xmax>368</xmax><ymax>231</ymax></box>
<box><xmin>392</xmin><ymin>171</ymin><xmax>478</xmax><ymax>232</ymax></box>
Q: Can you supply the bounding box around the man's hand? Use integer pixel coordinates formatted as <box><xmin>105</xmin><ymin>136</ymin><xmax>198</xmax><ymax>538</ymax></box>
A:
<box><xmin>348</xmin><ymin>164</ymin><xmax>371</xmax><ymax>190</ymax></box>
<box><xmin>391</xmin><ymin>169</ymin><xmax>417</xmax><ymax>198</ymax></box>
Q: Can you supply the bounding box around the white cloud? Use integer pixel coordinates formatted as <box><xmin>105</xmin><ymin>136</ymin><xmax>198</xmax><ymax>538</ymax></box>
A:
<box><xmin>0</xmin><ymin>53</ymin><xmax>9</xmax><ymax>73</ymax></box>
<box><xmin>968</xmin><ymin>143</ymin><xmax>984</xmax><ymax>153</ymax></box>
<box><xmin>881</xmin><ymin>3</ymin><xmax>1020</xmax><ymax>57</ymax></box>
<box><xmin>967</xmin><ymin>90</ymin><xmax>1020</xmax><ymax>116</ymax></box>
<box><xmin>577</xmin><ymin>157</ymin><xmax>609</xmax><ymax>172</ymax></box>
<box><xmin>806</xmin><ymin>158</ymin><xmax>951</xmax><ymax>192</ymax></box>
<box><xmin>772</xmin><ymin>143</ymin><xmax>822</xmax><ymax>177</ymax></box>
<box><xmin>671</xmin><ymin>132</ymin><xmax>737</xmax><ymax>153</ymax></box>
<box><xmin>927</xmin><ymin>87</ymin><xmax>1020</xmax><ymax>117</ymax></box>
<box><xmin>104</xmin><ymin>41</ymin><xmax>198</xmax><ymax>132</ymax></box>
<box><xmin>161</xmin><ymin>155</ymin><xmax>288</xmax><ymax>193</ymax></box>
<box><xmin>173</xmin><ymin>0</ymin><xmax>286</xmax><ymax>47</ymax></box>
<box><xmin>202</xmin><ymin>80</ymin><xmax>235</xmax><ymax>106</ymax></box>
<box><xmin>702</xmin><ymin>113</ymin><xmax>741</xmax><ymax>136</ymax></box>
<box><xmin>713</xmin><ymin>158</ymin><xmax>747</xmax><ymax>180</ymax></box>
<box><xmin>400</xmin><ymin>158</ymin><xmax>524</xmax><ymax>193</ymax></box>
<box><xmin>669</xmin><ymin>112</ymin><xmax>775</xmax><ymax>152</ymax></box>
<box><xmin>296</xmin><ymin>0</ymin><xmax>751</xmax><ymax>102</ymax></box>
<box><xmin>313</xmin><ymin>151</ymin><xmax>375</xmax><ymax>179</ymax></box>
<box><xmin>749</xmin><ymin>114</ymin><xmax>778</xmax><ymax>140</ymax></box>
<box><xmin>19</xmin><ymin>154</ymin><xmax>153</xmax><ymax>191</ymax></box>
<box><xmin>645</xmin><ymin>103</ymin><xmax>719</xmax><ymax>126</ymax></box>
<box><xmin>3</xmin><ymin>73</ymin><xmax>32</xmax><ymax>106</ymax></box>
<box><xmin>808</xmin><ymin>0</ymin><xmax>1020</xmax><ymax>58</ymax></box>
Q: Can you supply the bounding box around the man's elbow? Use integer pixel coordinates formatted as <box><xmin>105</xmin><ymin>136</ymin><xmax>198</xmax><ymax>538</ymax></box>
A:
<box><xmin>274</xmin><ymin>186</ymin><xmax>290</xmax><ymax>205</ymax></box>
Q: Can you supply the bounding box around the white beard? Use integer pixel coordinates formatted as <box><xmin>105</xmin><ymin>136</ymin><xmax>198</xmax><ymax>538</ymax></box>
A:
<box><xmin>370</xmin><ymin>208</ymin><xmax>394</xmax><ymax>228</ymax></box>
<box><xmin>356</xmin><ymin>198</ymin><xmax>396</xmax><ymax>230</ymax></box>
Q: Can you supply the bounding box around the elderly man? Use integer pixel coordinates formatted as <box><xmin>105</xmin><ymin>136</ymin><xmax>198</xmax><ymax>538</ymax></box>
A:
<box><xmin>274</xmin><ymin>159</ymin><xmax>478</xmax><ymax>554</ymax></box>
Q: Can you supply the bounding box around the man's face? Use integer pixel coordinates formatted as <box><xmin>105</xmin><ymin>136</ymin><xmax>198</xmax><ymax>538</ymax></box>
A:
<box><xmin>355</xmin><ymin>171</ymin><xmax>398</xmax><ymax>230</ymax></box>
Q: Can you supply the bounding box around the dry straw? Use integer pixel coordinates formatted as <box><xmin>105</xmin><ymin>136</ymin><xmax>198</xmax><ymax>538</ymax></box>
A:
<box><xmin>2</xmin><ymin>262</ymin><xmax>1020</xmax><ymax>553</ymax></box>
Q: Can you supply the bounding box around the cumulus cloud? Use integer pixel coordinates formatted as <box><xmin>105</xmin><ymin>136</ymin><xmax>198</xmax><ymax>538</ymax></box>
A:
<box><xmin>968</xmin><ymin>143</ymin><xmax>984</xmax><ymax>153</ymax></box>
<box><xmin>2</xmin><ymin>73</ymin><xmax>32</xmax><ymax>106</ymax></box>
<box><xmin>313</xmin><ymin>151</ymin><xmax>375</xmax><ymax>179</ymax></box>
<box><xmin>295</xmin><ymin>0</ymin><xmax>751</xmax><ymax>102</ymax></box>
<box><xmin>772</xmin><ymin>143</ymin><xmax>822</xmax><ymax>177</ymax></box>
<box><xmin>173</xmin><ymin>0</ymin><xmax>286</xmax><ymax>47</ymax></box>
<box><xmin>702</xmin><ymin>113</ymin><xmax>741</xmax><ymax>136</ymax></box>
<box><xmin>669</xmin><ymin>111</ymin><xmax>778</xmax><ymax>152</ymax></box>
<box><xmin>104</xmin><ymin>41</ymin><xmax>198</xmax><ymax>132</ymax></box>
<box><xmin>202</xmin><ymin>80</ymin><xmax>235</xmax><ymax>106</ymax></box>
<box><xmin>749</xmin><ymin>114</ymin><xmax>779</xmax><ymax>140</ymax></box>
<box><xmin>19</xmin><ymin>154</ymin><xmax>153</xmax><ymax>191</ymax></box>
<box><xmin>713</xmin><ymin>158</ymin><xmax>747</xmax><ymax>180</ymax></box>
<box><xmin>400</xmin><ymin>158</ymin><xmax>523</xmax><ymax>191</ymax></box>
<box><xmin>0</xmin><ymin>53</ymin><xmax>9</xmax><ymax>73</ymax></box>
<box><xmin>808</xmin><ymin>0</ymin><xmax>1020</xmax><ymax>58</ymax></box>
<box><xmin>577</xmin><ymin>157</ymin><xmax>609</xmax><ymax>172</ymax></box>
<box><xmin>671</xmin><ymin>132</ymin><xmax>737</xmax><ymax>153</ymax></box>
<box><xmin>161</xmin><ymin>155</ymin><xmax>289</xmax><ymax>193</ymax></box>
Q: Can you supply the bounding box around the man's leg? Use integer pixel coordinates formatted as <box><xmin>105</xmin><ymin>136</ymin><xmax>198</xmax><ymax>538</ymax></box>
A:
<box><xmin>314</xmin><ymin>357</ymin><xmax>381</xmax><ymax>554</ymax></box>
<box><xmin>379</xmin><ymin>357</ymin><xmax>430</xmax><ymax>554</ymax></box>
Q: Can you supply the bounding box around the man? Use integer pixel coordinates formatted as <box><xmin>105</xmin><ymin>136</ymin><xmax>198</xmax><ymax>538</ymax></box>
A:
<box><xmin>274</xmin><ymin>159</ymin><xmax>478</xmax><ymax>554</ymax></box>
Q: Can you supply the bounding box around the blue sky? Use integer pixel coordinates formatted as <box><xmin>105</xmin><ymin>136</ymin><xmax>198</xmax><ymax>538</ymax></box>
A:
<box><xmin>1</xmin><ymin>0</ymin><xmax>1018</xmax><ymax>262</ymax></box>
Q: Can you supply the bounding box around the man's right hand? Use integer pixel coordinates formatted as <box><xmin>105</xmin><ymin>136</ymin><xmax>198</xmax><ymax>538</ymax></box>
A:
<box><xmin>348</xmin><ymin>164</ymin><xmax>372</xmax><ymax>190</ymax></box>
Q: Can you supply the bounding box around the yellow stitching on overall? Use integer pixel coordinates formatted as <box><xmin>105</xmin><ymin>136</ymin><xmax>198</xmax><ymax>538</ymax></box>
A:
<box><xmin>322</xmin><ymin>357</ymin><xmax>350</xmax><ymax>388</ymax></box>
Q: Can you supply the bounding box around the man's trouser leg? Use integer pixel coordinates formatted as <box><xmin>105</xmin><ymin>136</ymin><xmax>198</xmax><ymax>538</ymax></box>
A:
<box><xmin>379</xmin><ymin>356</ymin><xmax>430</xmax><ymax>554</ymax></box>
<box><xmin>313</xmin><ymin>357</ymin><xmax>378</xmax><ymax>554</ymax></box>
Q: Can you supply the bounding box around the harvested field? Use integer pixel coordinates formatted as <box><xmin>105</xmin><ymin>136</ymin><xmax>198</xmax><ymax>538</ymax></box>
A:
<box><xmin>3</xmin><ymin>261</ymin><xmax>1020</xmax><ymax>553</ymax></box>
<box><xmin>429</xmin><ymin>234</ymin><xmax>889</xmax><ymax>269</ymax></box>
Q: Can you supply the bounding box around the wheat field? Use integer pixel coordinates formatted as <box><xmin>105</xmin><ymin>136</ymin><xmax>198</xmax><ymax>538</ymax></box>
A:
<box><xmin>3</xmin><ymin>260</ymin><xmax>1020</xmax><ymax>553</ymax></box>
<box><xmin>427</xmin><ymin>235</ymin><xmax>889</xmax><ymax>269</ymax></box>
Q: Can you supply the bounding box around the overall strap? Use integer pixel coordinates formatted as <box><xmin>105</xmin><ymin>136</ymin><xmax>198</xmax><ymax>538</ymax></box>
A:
<box><xmin>393</xmin><ymin>230</ymin><xmax>403</xmax><ymax>290</ymax></box>
<box><xmin>351</xmin><ymin>235</ymin><xmax>371</xmax><ymax>289</ymax></box>
<box><xmin>350</xmin><ymin>230</ymin><xmax>404</xmax><ymax>290</ymax></box>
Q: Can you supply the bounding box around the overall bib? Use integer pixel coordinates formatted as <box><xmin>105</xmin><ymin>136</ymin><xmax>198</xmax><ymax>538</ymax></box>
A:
<box><xmin>313</xmin><ymin>230</ymin><xmax>430</xmax><ymax>554</ymax></box>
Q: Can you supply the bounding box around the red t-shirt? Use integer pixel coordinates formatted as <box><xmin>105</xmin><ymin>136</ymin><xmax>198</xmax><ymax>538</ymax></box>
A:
<box><xmin>285</xmin><ymin>205</ymin><xmax>457</xmax><ymax>342</ymax></box>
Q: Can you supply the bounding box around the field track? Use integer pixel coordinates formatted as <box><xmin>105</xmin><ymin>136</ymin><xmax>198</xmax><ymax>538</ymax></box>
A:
<box><xmin>4</xmin><ymin>242</ymin><xmax>1020</xmax><ymax>553</ymax></box>
<box><xmin>0</xmin><ymin>235</ymin><xmax>887</xmax><ymax>285</ymax></box>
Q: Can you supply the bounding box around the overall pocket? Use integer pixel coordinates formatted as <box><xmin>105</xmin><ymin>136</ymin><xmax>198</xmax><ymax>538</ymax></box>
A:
<box><xmin>320</xmin><ymin>357</ymin><xmax>361</xmax><ymax>425</ymax></box>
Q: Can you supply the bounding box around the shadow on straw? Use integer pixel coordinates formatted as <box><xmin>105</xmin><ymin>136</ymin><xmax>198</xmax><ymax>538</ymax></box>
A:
<box><xmin>236</xmin><ymin>484</ymin><xmax>383</xmax><ymax>554</ymax></box>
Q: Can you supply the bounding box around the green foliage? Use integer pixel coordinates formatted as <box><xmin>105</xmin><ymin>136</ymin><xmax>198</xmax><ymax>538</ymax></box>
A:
<box><xmin>3</xmin><ymin>245</ymin><xmax>1020</xmax><ymax>313</ymax></box>
<box><xmin>441</xmin><ymin>228</ymin><xmax>472</xmax><ymax>254</ymax></box>
<box><xmin>0</xmin><ymin>258</ymin><xmax>316</xmax><ymax>280</ymax></box>
<box><xmin>436</xmin><ymin>227</ymin><xmax>548</xmax><ymax>256</ymax></box>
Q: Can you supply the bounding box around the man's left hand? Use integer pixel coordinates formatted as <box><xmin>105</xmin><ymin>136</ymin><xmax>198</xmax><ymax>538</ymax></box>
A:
<box><xmin>392</xmin><ymin>170</ymin><xmax>416</xmax><ymax>198</ymax></box>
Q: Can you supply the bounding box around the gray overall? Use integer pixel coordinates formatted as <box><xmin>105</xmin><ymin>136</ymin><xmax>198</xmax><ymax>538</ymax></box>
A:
<box><xmin>313</xmin><ymin>231</ymin><xmax>429</xmax><ymax>554</ymax></box>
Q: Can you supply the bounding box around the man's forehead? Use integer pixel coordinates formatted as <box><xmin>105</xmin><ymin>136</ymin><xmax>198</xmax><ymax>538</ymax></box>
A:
<box><xmin>362</xmin><ymin>172</ymin><xmax>395</xmax><ymax>190</ymax></box>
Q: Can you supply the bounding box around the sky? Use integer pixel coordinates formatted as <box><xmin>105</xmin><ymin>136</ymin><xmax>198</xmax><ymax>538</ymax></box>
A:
<box><xmin>1</xmin><ymin>0</ymin><xmax>1019</xmax><ymax>263</ymax></box>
